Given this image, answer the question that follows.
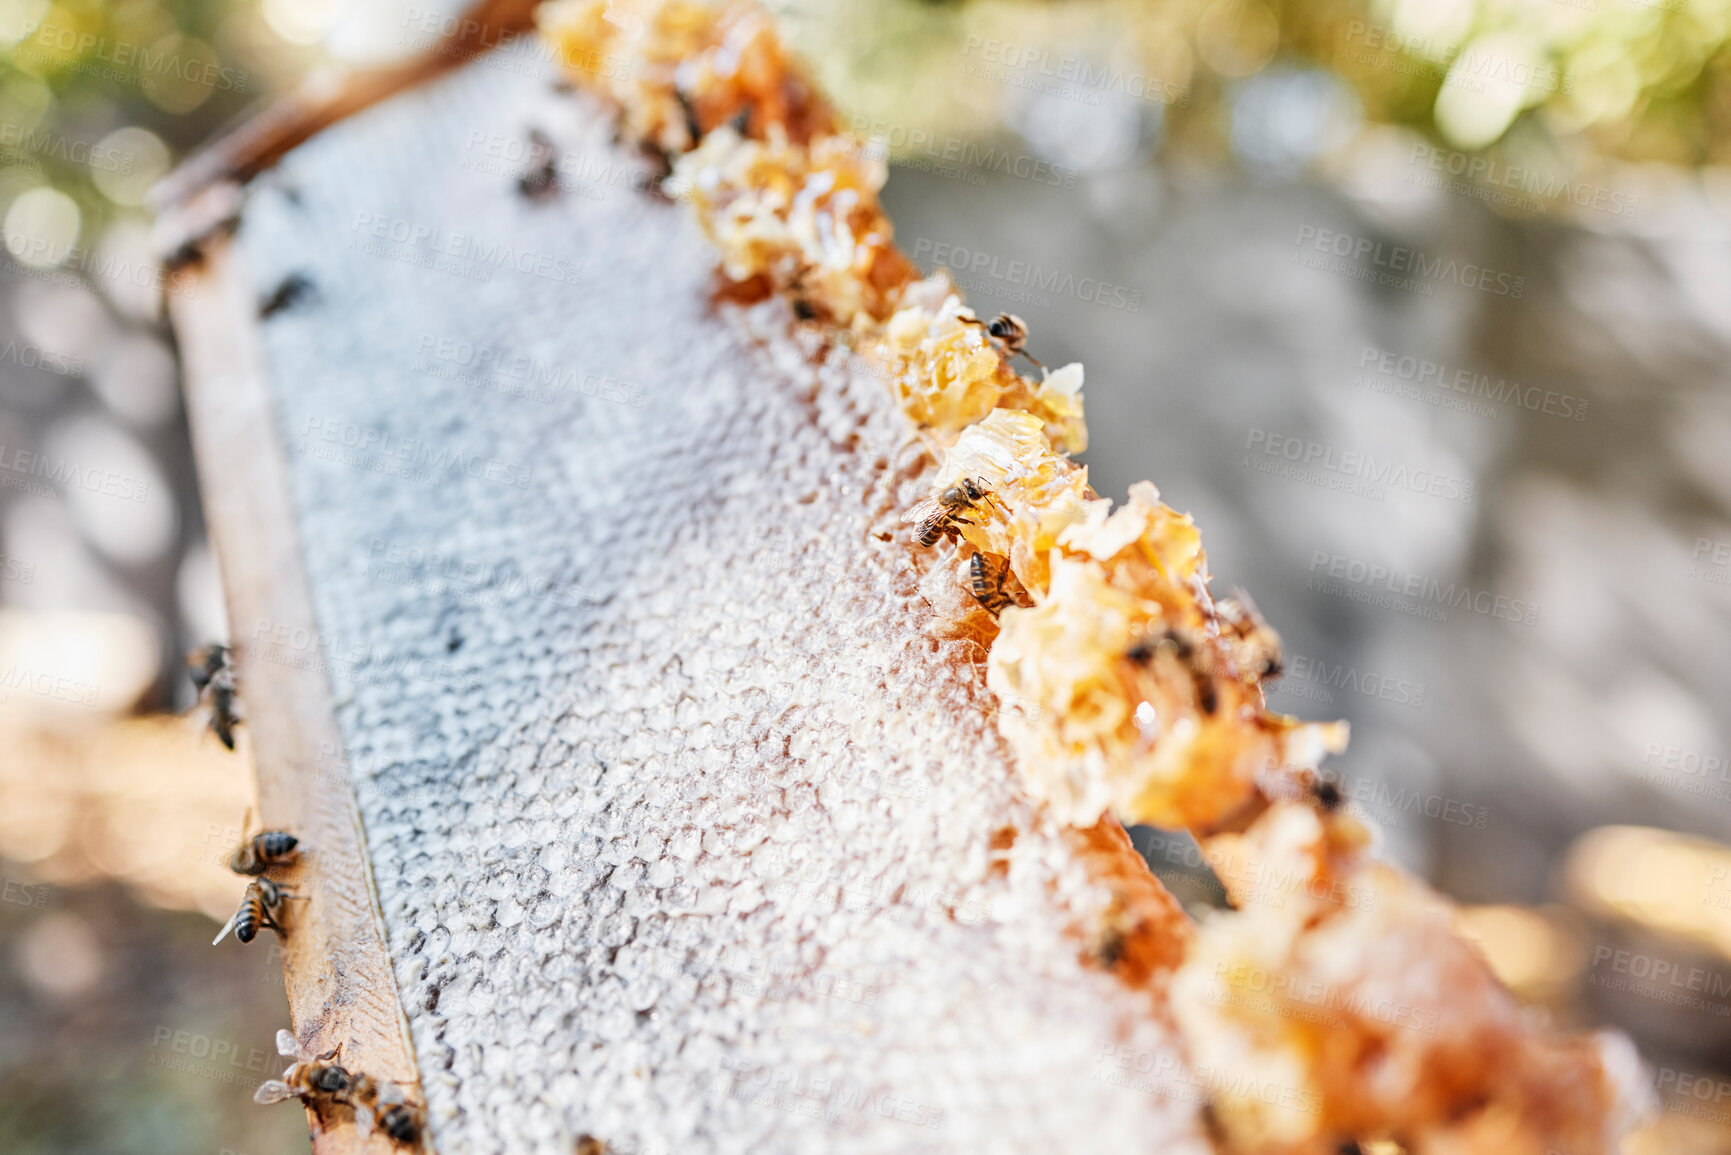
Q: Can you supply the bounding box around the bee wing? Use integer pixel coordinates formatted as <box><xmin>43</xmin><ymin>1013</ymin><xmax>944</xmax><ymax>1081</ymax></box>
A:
<box><xmin>354</xmin><ymin>1102</ymin><xmax>377</xmax><ymax>1137</ymax></box>
<box><xmin>254</xmin><ymin>1080</ymin><xmax>297</xmax><ymax>1105</ymax></box>
<box><xmin>901</xmin><ymin>498</ymin><xmax>941</xmax><ymax>525</ymax></box>
<box><xmin>276</xmin><ymin>1029</ymin><xmax>300</xmax><ymax>1058</ymax></box>
<box><xmin>376</xmin><ymin>1081</ymin><xmax>407</xmax><ymax>1107</ymax></box>
<box><xmin>211</xmin><ymin>909</ymin><xmax>240</xmax><ymax>945</ymax></box>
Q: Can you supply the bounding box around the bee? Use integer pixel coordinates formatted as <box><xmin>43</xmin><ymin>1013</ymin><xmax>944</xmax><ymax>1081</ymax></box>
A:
<box><xmin>1125</xmin><ymin>627</ymin><xmax>1218</xmax><ymax>715</ymax></box>
<box><xmin>674</xmin><ymin>88</ymin><xmax>704</xmax><ymax>148</ymax></box>
<box><xmin>345</xmin><ymin>1069</ymin><xmax>425</xmax><ymax>1145</ymax></box>
<box><xmin>905</xmin><ymin>477</ymin><xmax>1001</xmax><ymax>548</ymax></box>
<box><xmin>207</xmin><ymin>682</ymin><xmax>240</xmax><ymax>749</ymax></box>
<box><xmin>228</xmin><ymin>813</ymin><xmax>299</xmax><ymax>877</ymax></box>
<box><xmin>213</xmin><ymin>877</ymin><xmax>295</xmax><ymax>945</ymax></box>
<box><xmin>1090</xmin><ymin>896</ymin><xmax>1143</xmax><ymax>972</ymax></box>
<box><xmin>961</xmin><ymin>312</ymin><xmax>1044</xmax><ymax>371</ymax></box>
<box><xmin>517</xmin><ymin>127</ymin><xmax>559</xmax><ymax>200</ymax></box>
<box><xmin>1312</xmin><ymin>777</ymin><xmax>1345</xmax><ymax>813</ymax></box>
<box><xmin>576</xmin><ymin>1137</ymin><xmax>609</xmax><ymax>1155</ymax></box>
<box><xmin>259</xmin><ymin>271</ymin><xmax>315</xmax><ymax>319</ymax></box>
<box><xmin>254</xmin><ymin>1029</ymin><xmax>352</xmax><ymax>1114</ymax></box>
<box><xmin>187</xmin><ymin>643</ymin><xmax>242</xmax><ymax>750</ymax></box>
<box><xmin>1215</xmin><ymin>593</ymin><xmax>1284</xmax><ymax>680</ymax></box>
<box><xmin>968</xmin><ymin>552</ymin><xmax>1028</xmax><ymax>616</ymax></box>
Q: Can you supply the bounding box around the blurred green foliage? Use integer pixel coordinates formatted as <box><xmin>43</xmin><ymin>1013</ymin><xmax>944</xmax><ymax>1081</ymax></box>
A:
<box><xmin>0</xmin><ymin>0</ymin><xmax>1725</xmax><ymax>271</ymax></box>
<box><xmin>0</xmin><ymin>0</ymin><xmax>304</xmax><ymax>274</ymax></box>
<box><xmin>776</xmin><ymin>0</ymin><xmax>1731</xmax><ymax>202</ymax></box>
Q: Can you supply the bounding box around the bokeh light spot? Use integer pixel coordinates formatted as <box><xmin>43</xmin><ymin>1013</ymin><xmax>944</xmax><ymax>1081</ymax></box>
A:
<box><xmin>1197</xmin><ymin>0</ymin><xmax>1280</xmax><ymax>80</ymax></box>
<box><xmin>262</xmin><ymin>0</ymin><xmax>341</xmax><ymax>47</ymax></box>
<box><xmin>90</xmin><ymin>126</ymin><xmax>171</xmax><ymax>207</ymax></box>
<box><xmin>3</xmin><ymin>185</ymin><xmax>79</xmax><ymax>268</ymax></box>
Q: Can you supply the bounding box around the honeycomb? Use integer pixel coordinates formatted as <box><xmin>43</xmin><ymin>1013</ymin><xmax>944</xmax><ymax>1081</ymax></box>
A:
<box><xmin>534</xmin><ymin>2</ymin><xmax>1653</xmax><ymax>1151</ymax></box>
<box><xmin>235</xmin><ymin>53</ymin><xmax>1212</xmax><ymax>1152</ymax></box>
<box><xmin>1174</xmin><ymin>803</ymin><xmax>1653</xmax><ymax>1155</ymax></box>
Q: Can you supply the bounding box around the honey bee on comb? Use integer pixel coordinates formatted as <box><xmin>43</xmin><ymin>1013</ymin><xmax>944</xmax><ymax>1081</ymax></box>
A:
<box><xmin>904</xmin><ymin>477</ymin><xmax>1002</xmax><ymax>548</ymax></box>
<box><xmin>1312</xmin><ymin>777</ymin><xmax>1345</xmax><ymax>812</ymax></box>
<box><xmin>1126</xmin><ymin>628</ymin><xmax>1219</xmax><ymax>717</ymax></box>
<box><xmin>1214</xmin><ymin>592</ymin><xmax>1284</xmax><ymax>681</ymax></box>
<box><xmin>961</xmin><ymin>312</ymin><xmax>1044</xmax><ymax>372</ymax></box>
<box><xmin>968</xmin><ymin>551</ymin><xmax>1031</xmax><ymax>616</ymax></box>
<box><xmin>517</xmin><ymin>127</ymin><xmax>559</xmax><ymax>200</ymax></box>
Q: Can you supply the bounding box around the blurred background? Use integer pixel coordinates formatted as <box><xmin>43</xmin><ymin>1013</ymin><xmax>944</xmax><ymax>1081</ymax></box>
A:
<box><xmin>1</xmin><ymin>0</ymin><xmax>1729</xmax><ymax>1150</ymax></box>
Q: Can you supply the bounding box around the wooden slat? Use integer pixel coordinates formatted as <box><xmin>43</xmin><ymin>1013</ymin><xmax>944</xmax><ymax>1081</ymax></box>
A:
<box><xmin>169</xmin><ymin>240</ymin><xmax>423</xmax><ymax>1155</ymax></box>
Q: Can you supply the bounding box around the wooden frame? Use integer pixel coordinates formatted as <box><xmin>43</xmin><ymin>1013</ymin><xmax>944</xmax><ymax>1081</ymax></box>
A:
<box><xmin>170</xmin><ymin>241</ymin><xmax>422</xmax><ymax>1154</ymax></box>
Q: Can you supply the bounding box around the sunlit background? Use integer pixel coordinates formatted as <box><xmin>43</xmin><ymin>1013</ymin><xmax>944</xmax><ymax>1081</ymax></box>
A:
<box><xmin>2</xmin><ymin>0</ymin><xmax>1729</xmax><ymax>1151</ymax></box>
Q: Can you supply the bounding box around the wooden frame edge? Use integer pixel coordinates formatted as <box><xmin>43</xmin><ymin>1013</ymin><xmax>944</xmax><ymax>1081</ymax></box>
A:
<box><xmin>168</xmin><ymin>241</ymin><xmax>429</xmax><ymax>1155</ymax></box>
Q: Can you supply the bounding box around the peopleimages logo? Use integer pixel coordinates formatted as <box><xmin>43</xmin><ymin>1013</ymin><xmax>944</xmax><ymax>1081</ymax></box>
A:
<box><xmin>1294</xmin><ymin>225</ymin><xmax>1526</xmax><ymax>298</ymax></box>
<box><xmin>0</xmin><ymin>123</ymin><xmax>135</xmax><ymax>174</ymax></box>
<box><xmin>1282</xmin><ymin>653</ymin><xmax>1426</xmax><ymax>709</ymax></box>
<box><xmin>298</xmin><ymin>417</ymin><xmax>535</xmax><ymax>490</ymax></box>
<box><xmin>416</xmin><ymin>334</ymin><xmax>645</xmax><ymax>408</ymax></box>
<box><xmin>1</xmin><ymin>877</ymin><xmax>49</xmax><ymax>909</ymax></box>
<box><xmin>1094</xmin><ymin>1044</ymin><xmax>1323</xmax><ymax>1115</ymax></box>
<box><xmin>1244</xmin><ymin>428</ymin><xmax>1475</xmax><ymax>504</ymax></box>
<box><xmin>1343</xmin><ymin>21</ymin><xmax>1571</xmax><ymax>96</ymax></box>
<box><xmin>0</xmin><ymin>444</ymin><xmax>150</xmax><ymax>502</ymax></box>
<box><xmin>1206</xmin><ymin>962</ymin><xmax>1443</xmax><ymax>1034</ymax></box>
<box><xmin>908</xmin><ymin>238</ymin><xmax>1143</xmax><ymax>312</ymax></box>
<box><xmin>459</xmin><ymin>131</ymin><xmax>656</xmax><ymax>197</ymax></box>
<box><xmin>17</xmin><ymin>23</ymin><xmax>249</xmax><ymax>92</ymax></box>
<box><xmin>1307</xmin><ymin>550</ymin><xmax>1539</xmax><ymax>627</ymax></box>
<box><xmin>957</xmin><ymin>36</ymin><xmax>1190</xmax><ymax>107</ymax></box>
<box><xmin>1655</xmin><ymin>1067</ymin><xmax>1731</xmax><ymax>1124</ymax></box>
<box><xmin>1358</xmin><ymin>346</ymin><xmax>1586</xmax><ymax>421</ymax></box>
<box><xmin>1692</xmin><ymin>538</ymin><xmax>1731</xmax><ymax>587</ymax></box>
<box><xmin>1407</xmin><ymin>144</ymin><xmax>1638</xmax><ymax>219</ymax></box>
<box><xmin>1587</xmin><ymin>946</ymin><xmax>1731</xmax><ymax>1014</ymax></box>
<box><xmin>844</xmin><ymin>118</ymin><xmax>1079</xmax><ymax>188</ymax></box>
<box><xmin>1637</xmin><ymin>743</ymin><xmax>1731</xmax><ymax>803</ymax></box>
<box><xmin>349</xmin><ymin>211</ymin><xmax>584</xmax><ymax>285</ymax></box>
<box><xmin>1314</xmin><ymin>770</ymin><xmax>1489</xmax><ymax>830</ymax></box>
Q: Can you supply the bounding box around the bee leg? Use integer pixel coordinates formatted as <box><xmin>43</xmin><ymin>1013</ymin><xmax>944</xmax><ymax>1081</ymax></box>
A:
<box><xmin>306</xmin><ymin>1099</ymin><xmax>334</xmax><ymax>1138</ymax></box>
<box><xmin>673</xmin><ymin>89</ymin><xmax>702</xmax><ymax>148</ymax></box>
<box><xmin>1193</xmin><ymin>673</ymin><xmax>1219</xmax><ymax>716</ymax></box>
